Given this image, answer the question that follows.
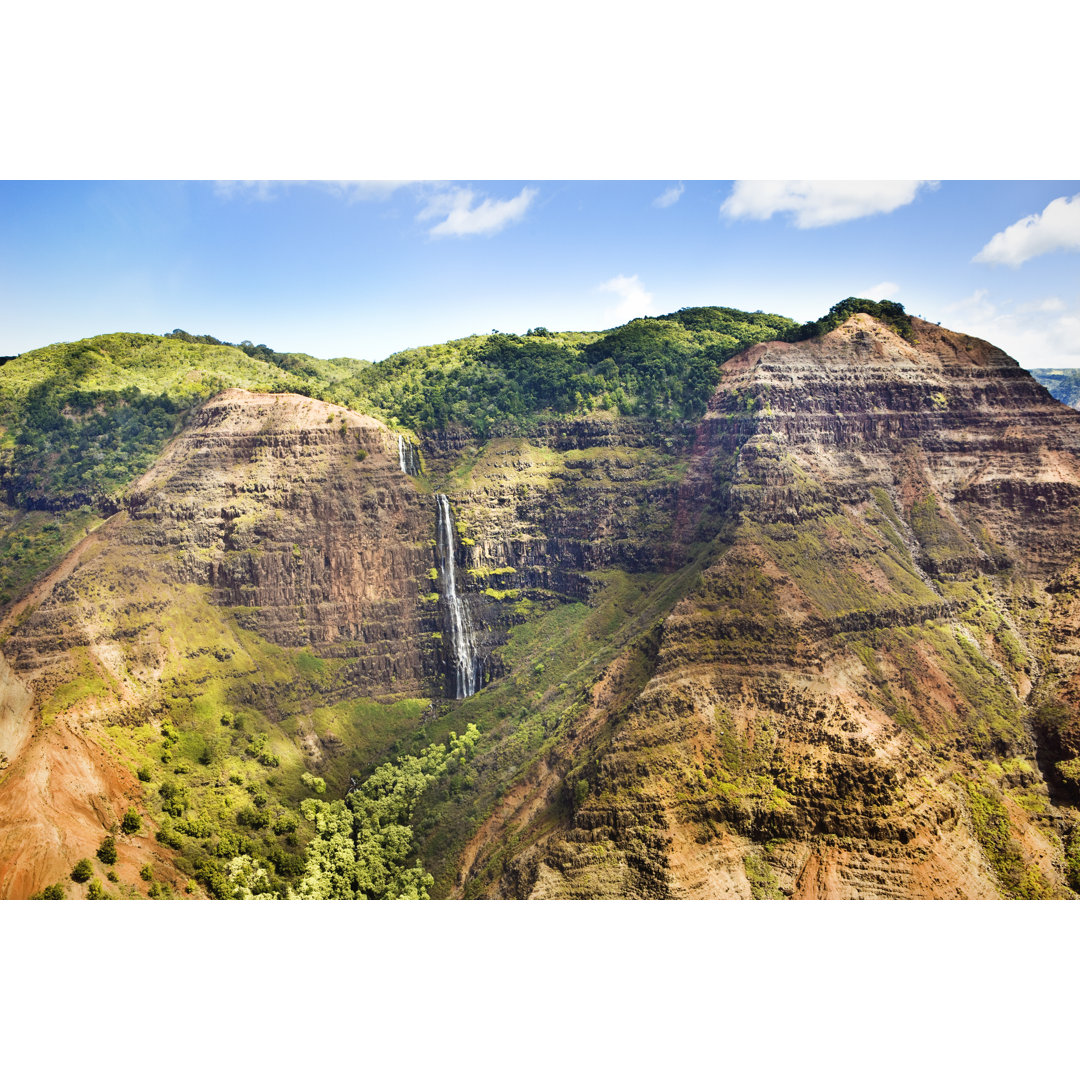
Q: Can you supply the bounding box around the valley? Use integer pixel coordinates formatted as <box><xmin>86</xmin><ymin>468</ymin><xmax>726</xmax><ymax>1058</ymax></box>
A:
<box><xmin>3</xmin><ymin>301</ymin><xmax>1080</xmax><ymax>899</ymax></box>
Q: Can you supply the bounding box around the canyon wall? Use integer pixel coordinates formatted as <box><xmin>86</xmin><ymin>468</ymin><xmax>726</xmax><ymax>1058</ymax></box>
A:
<box><xmin>5</xmin><ymin>318</ymin><xmax>1080</xmax><ymax>899</ymax></box>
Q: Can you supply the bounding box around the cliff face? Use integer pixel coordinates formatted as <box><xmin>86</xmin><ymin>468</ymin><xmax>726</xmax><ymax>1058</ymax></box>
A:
<box><xmin>0</xmin><ymin>391</ymin><xmax>438</xmax><ymax>897</ymax></box>
<box><xmin>5</xmin><ymin>318</ymin><xmax>1080</xmax><ymax>900</ymax></box>
<box><xmin>461</xmin><ymin>316</ymin><xmax>1080</xmax><ymax>898</ymax></box>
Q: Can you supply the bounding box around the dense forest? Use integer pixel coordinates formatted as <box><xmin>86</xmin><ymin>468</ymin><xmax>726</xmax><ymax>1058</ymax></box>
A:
<box><xmin>0</xmin><ymin>298</ymin><xmax>912</xmax><ymax>513</ymax></box>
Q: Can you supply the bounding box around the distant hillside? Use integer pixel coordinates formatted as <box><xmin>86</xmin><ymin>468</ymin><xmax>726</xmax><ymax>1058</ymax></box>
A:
<box><xmin>1030</xmin><ymin>369</ymin><xmax>1080</xmax><ymax>409</ymax></box>
<box><xmin>0</xmin><ymin>334</ymin><xmax>330</xmax><ymax>510</ymax></box>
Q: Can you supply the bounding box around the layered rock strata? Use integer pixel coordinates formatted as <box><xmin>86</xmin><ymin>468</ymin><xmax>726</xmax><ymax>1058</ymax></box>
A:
<box><xmin>470</xmin><ymin>315</ymin><xmax>1080</xmax><ymax>898</ymax></box>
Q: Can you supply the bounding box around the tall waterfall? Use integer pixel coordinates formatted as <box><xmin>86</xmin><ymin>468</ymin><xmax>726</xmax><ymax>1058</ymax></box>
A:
<box><xmin>397</xmin><ymin>435</ymin><xmax>420</xmax><ymax>476</ymax></box>
<box><xmin>434</xmin><ymin>493</ymin><xmax>480</xmax><ymax>698</ymax></box>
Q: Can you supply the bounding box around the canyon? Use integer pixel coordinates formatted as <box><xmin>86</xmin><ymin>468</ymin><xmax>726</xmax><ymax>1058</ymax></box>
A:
<box><xmin>3</xmin><ymin>310</ymin><xmax>1080</xmax><ymax>899</ymax></box>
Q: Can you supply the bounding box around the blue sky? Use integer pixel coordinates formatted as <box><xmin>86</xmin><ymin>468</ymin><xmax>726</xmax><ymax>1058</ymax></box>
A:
<box><xmin>2</xmin><ymin>180</ymin><xmax>1078</xmax><ymax>367</ymax></box>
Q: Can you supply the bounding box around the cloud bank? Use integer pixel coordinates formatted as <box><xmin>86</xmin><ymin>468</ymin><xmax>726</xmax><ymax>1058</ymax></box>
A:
<box><xmin>859</xmin><ymin>280</ymin><xmax>901</xmax><ymax>300</ymax></box>
<box><xmin>943</xmin><ymin>289</ymin><xmax>1080</xmax><ymax>368</ymax></box>
<box><xmin>599</xmin><ymin>274</ymin><xmax>654</xmax><ymax>324</ymax></box>
<box><xmin>974</xmin><ymin>193</ymin><xmax>1080</xmax><ymax>267</ymax></box>
<box><xmin>721</xmin><ymin>180</ymin><xmax>938</xmax><ymax>228</ymax></box>
<box><xmin>417</xmin><ymin>185</ymin><xmax>537</xmax><ymax>237</ymax></box>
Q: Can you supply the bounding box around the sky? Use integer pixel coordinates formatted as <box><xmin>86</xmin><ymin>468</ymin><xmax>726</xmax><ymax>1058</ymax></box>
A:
<box><xmin>1</xmin><ymin>179</ymin><xmax>1078</xmax><ymax>367</ymax></box>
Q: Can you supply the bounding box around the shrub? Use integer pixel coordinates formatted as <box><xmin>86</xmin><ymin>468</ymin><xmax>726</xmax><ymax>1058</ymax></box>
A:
<box><xmin>173</xmin><ymin>817</ymin><xmax>212</xmax><ymax>838</ymax></box>
<box><xmin>71</xmin><ymin>859</ymin><xmax>93</xmax><ymax>883</ymax></box>
<box><xmin>301</xmin><ymin>772</ymin><xmax>327</xmax><ymax>794</ymax></box>
<box><xmin>237</xmin><ymin>806</ymin><xmax>270</xmax><ymax>830</ymax></box>
<box><xmin>106</xmin><ymin>871</ymin><xmax>119</xmax><ymax>883</ymax></box>
<box><xmin>137</xmin><ymin>765</ymin><xmax>152</xmax><ymax>782</ymax></box>
<box><xmin>32</xmin><ymin>883</ymin><xmax>65</xmax><ymax>900</ymax></box>
<box><xmin>155</xmin><ymin>827</ymin><xmax>182</xmax><ymax>850</ymax></box>
<box><xmin>121</xmin><ymin>809</ymin><xmax>142</xmax><ymax>834</ymax></box>
<box><xmin>139</xmin><ymin>864</ymin><xmax>154</xmax><ymax>882</ymax></box>
<box><xmin>86</xmin><ymin>879</ymin><xmax>106</xmax><ymax>900</ymax></box>
<box><xmin>159</xmin><ymin>779</ymin><xmax>188</xmax><ymax>816</ymax></box>
<box><xmin>97</xmin><ymin>834</ymin><xmax>117</xmax><ymax>865</ymax></box>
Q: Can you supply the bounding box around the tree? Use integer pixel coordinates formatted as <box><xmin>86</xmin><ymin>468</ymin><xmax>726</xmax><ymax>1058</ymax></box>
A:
<box><xmin>294</xmin><ymin>725</ymin><xmax>480</xmax><ymax>899</ymax></box>
<box><xmin>121</xmin><ymin>809</ymin><xmax>142</xmax><ymax>835</ymax></box>
<box><xmin>71</xmin><ymin>859</ymin><xmax>93</xmax><ymax>883</ymax></box>
<box><xmin>97</xmin><ymin>835</ymin><xmax>117</xmax><ymax>864</ymax></box>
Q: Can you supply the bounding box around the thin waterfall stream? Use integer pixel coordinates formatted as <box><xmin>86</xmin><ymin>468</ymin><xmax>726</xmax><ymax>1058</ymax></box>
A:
<box><xmin>434</xmin><ymin>494</ymin><xmax>480</xmax><ymax>698</ymax></box>
<box><xmin>397</xmin><ymin>435</ymin><xmax>420</xmax><ymax>476</ymax></box>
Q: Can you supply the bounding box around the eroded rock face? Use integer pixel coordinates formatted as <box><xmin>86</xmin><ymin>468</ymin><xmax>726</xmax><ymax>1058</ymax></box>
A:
<box><xmin>6</xmin><ymin>392</ymin><xmax>438</xmax><ymax>690</ymax></box>
<box><xmin>0</xmin><ymin>391</ymin><xmax>440</xmax><ymax>896</ymax></box>
<box><xmin>7</xmin><ymin>319</ymin><xmax>1080</xmax><ymax>900</ymax></box>
<box><xmin>475</xmin><ymin>316</ymin><xmax>1080</xmax><ymax>899</ymax></box>
<box><xmin>422</xmin><ymin>420</ymin><xmax>694</xmax><ymax>582</ymax></box>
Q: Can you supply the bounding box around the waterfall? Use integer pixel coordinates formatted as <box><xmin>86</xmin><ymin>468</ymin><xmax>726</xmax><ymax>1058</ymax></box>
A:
<box><xmin>397</xmin><ymin>434</ymin><xmax>420</xmax><ymax>476</ymax></box>
<box><xmin>434</xmin><ymin>493</ymin><xmax>480</xmax><ymax>698</ymax></box>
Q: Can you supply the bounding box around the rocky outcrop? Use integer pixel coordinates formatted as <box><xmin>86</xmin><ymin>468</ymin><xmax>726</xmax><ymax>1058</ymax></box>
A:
<box><xmin>4</xmin><ymin>392</ymin><xmax>439</xmax><ymax>693</ymax></box>
<box><xmin>469</xmin><ymin>316</ymin><xmax>1080</xmax><ymax>899</ymax></box>
<box><xmin>0</xmin><ymin>391</ymin><xmax>442</xmax><ymax>896</ymax></box>
<box><xmin>7</xmin><ymin>317</ymin><xmax>1080</xmax><ymax>900</ymax></box>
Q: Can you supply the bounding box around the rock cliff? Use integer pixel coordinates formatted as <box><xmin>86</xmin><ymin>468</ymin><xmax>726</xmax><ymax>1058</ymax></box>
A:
<box><xmin>456</xmin><ymin>316</ymin><xmax>1080</xmax><ymax>898</ymax></box>
<box><xmin>5</xmin><ymin>317</ymin><xmax>1080</xmax><ymax>900</ymax></box>
<box><xmin>0</xmin><ymin>391</ymin><xmax>438</xmax><ymax>896</ymax></box>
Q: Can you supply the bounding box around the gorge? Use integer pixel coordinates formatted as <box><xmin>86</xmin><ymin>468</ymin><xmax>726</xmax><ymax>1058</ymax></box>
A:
<box><xmin>3</xmin><ymin>300</ymin><xmax>1080</xmax><ymax>900</ymax></box>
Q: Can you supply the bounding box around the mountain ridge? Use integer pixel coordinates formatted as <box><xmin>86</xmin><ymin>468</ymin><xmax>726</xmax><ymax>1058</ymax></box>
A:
<box><xmin>4</xmin><ymin>305</ymin><xmax>1080</xmax><ymax>899</ymax></box>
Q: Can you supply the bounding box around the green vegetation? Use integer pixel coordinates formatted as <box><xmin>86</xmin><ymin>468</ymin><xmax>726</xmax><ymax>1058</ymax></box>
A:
<box><xmin>1</xmin><ymin>300</ymin><xmax>912</xmax><ymax>523</ymax></box>
<box><xmin>296</xmin><ymin>725</ymin><xmax>480</xmax><ymax>898</ymax></box>
<box><xmin>97</xmin><ymin>835</ymin><xmax>117</xmax><ymax>864</ymax></box>
<box><xmin>121</xmin><ymin>809</ymin><xmax>142</xmax><ymax>834</ymax></box>
<box><xmin>337</xmin><ymin>308</ymin><xmax>795</xmax><ymax>433</ymax></box>
<box><xmin>30</xmin><ymin>883</ymin><xmax>65</xmax><ymax>899</ymax></box>
<box><xmin>86</xmin><ymin>878</ymin><xmax>106</xmax><ymax>900</ymax></box>
<box><xmin>70</xmin><ymin>859</ymin><xmax>93</xmax><ymax>883</ymax></box>
<box><xmin>963</xmin><ymin>779</ymin><xmax>1054</xmax><ymax>899</ymax></box>
<box><xmin>743</xmin><ymin>851</ymin><xmax>785</xmax><ymax>900</ymax></box>
<box><xmin>0</xmin><ymin>507</ymin><xmax>103</xmax><ymax>609</ymax></box>
<box><xmin>787</xmin><ymin>297</ymin><xmax>916</xmax><ymax>344</ymax></box>
<box><xmin>0</xmin><ymin>333</ymin><xmax>337</xmax><ymax>509</ymax></box>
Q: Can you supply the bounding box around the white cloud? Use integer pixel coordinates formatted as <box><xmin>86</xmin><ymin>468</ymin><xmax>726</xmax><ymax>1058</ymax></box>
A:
<box><xmin>212</xmin><ymin>180</ymin><xmax>404</xmax><ymax>202</ymax></box>
<box><xmin>417</xmin><ymin>185</ymin><xmax>537</xmax><ymax>237</ymax></box>
<box><xmin>974</xmin><ymin>193</ymin><xmax>1080</xmax><ymax>267</ymax></box>
<box><xmin>720</xmin><ymin>180</ymin><xmax>938</xmax><ymax>228</ymax></box>
<box><xmin>653</xmin><ymin>182</ymin><xmax>684</xmax><ymax>208</ymax></box>
<box><xmin>214</xmin><ymin>180</ymin><xmax>280</xmax><ymax>201</ymax></box>
<box><xmin>859</xmin><ymin>280</ymin><xmax>900</xmax><ymax>299</ymax></box>
<box><xmin>598</xmin><ymin>274</ymin><xmax>655</xmax><ymax>324</ymax></box>
<box><xmin>941</xmin><ymin>289</ymin><xmax>1080</xmax><ymax>367</ymax></box>
<box><xmin>1017</xmin><ymin>296</ymin><xmax>1066</xmax><ymax>314</ymax></box>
